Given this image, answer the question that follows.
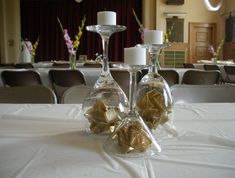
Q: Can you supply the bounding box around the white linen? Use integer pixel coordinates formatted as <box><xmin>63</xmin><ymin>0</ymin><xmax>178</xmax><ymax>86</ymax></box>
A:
<box><xmin>0</xmin><ymin>103</ymin><xmax>235</xmax><ymax>178</ymax></box>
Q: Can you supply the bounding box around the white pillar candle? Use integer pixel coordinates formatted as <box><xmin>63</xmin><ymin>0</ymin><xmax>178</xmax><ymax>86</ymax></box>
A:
<box><xmin>144</xmin><ymin>30</ymin><xmax>163</xmax><ymax>45</ymax></box>
<box><xmin>124</xmin><ymin>47</ymin><xmax>146</xmax><ymax>65</ymax></box>
<box><xmin>97</xmin><ymin>11</ymin><xmax>116</xmax><ymax>25</ymax></box>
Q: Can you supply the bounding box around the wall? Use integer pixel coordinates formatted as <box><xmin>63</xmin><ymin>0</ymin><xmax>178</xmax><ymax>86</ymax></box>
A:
<box><xmin>224</xmin><ymin>0</ymin><xmax>235</xmax><ymax>14</ymax></box>
<box><xmin>0</xmin><ymin>0</ymin><xmax>21</xmax><ymax>64</ymax></box>
<box><xmin>155</xmin><ymin>0</ymin><xmax>226</xmax><ymax>43</ymax></box>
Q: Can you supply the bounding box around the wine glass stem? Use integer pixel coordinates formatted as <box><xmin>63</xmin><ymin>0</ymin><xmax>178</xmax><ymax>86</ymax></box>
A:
<box><xmin>101</xmin><ymin>35</ymin><xmax>110</xmax><ymax>75</ymax></box>
<box><xmin>128</xmin><ymin>71</ymin><xmax>137</xmax><ymax>114</ymax></box>
<box><xmin>149</xmin><ymin>52</ymin><xmax>157</xmax><ymax>74</ymax></box>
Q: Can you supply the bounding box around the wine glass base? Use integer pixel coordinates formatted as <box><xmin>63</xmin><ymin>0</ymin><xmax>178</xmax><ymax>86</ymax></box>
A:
<box><xmin>86</xmin><ymin>25</ymin><xmax>126</xmax><ymax>36</ymax></box>
<box><xmin>103</xmin><ymin>141</ymin><xmax>159</xmax><ymax>158</ymax></box>
<box><xmin>103</xmin><ymin>112</ymin><xmax>161</xmax><ymax>158</ymax></box>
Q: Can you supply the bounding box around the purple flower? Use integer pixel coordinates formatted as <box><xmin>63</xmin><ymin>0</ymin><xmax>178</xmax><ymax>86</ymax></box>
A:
<box><xmin>63</xmin><ymin>29</ymin><xmax>74</xmax><ymax>55</ymax></box>
<box><xmin>208</xmin><ymin>45</ymin><xmax>217</xmax><ymax>56</ymax></box>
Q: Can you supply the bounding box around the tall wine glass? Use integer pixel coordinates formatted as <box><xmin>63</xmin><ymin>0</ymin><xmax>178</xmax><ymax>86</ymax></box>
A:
<box><xmin>82</xmin><ymin>25</ymin><xmax>129</xmax><ymax>135</ymax></box>
<box><xmin>136</xmin><ymin>44</ymin><xmax>176</xmax><ymax>137</ymax></box>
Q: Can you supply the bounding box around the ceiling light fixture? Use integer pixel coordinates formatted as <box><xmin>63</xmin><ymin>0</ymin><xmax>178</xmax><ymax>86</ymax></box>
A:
<box><xmin>203</xmin><ymin>0</ymin><xmax>223</xmax><ymax>11</ymax></box>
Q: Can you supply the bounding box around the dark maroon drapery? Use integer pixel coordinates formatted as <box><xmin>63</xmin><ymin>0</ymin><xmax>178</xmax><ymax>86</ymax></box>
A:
<box><xmin>20</xmin><ymin>0</ymin><xmax>142</xmax><ymax>62</ymax></box>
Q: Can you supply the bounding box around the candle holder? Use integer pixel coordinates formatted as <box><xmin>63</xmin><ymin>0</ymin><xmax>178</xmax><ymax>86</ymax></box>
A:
<box><xmin>135</xmin><ymin>44</ymin><xmax>176</xmax><ymax>137</ymax></box>
<box><xmin>82</xmin><ymin>25</ymin><xmax>129</xmax><ymax>135</ymax></box>
<box><xmin>104</xmin><ymin>65</ymin><xmax>162</xmax><ymax>157</ymax></box>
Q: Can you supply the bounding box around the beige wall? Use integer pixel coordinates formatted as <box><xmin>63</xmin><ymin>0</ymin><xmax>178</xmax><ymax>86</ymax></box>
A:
<box><xmin>224</xmin><ymin>0</ymin><xmax>235</xmax><ymax>14</ymax></box>
<box><xmin>0</xmin><ymin>0</ymin><xmax>21</xmax><ymax>64</ymax></box>
<box><xmin>155</xmin><ymin>0</ymin><xmax>227</xmax><ymax>43</ymax></box>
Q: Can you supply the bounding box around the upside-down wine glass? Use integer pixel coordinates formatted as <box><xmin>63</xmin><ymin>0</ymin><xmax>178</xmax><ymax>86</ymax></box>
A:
<box><xmin>104</xmin><ymin>47</ymin><xmax>162</xmax><ymax>157</ymax></box>
<box><xmin>135</xmin><ymin>30</ymin><xmax>176</xmax><ymax>138</ymax></box>
<box><xmin>82</xmin><ymin>25</ymin><xmax>129</xmax><ymax>135</ymax></box>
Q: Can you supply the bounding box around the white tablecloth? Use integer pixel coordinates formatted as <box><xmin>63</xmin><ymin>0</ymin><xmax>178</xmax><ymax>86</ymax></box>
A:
<box><xmin>0</xmin><ymin>103</ymin><xmax>235</xmax><ymax>178</ymax></box>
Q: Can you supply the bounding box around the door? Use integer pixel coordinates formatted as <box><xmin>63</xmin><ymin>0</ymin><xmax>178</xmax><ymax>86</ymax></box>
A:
<box><xmin>189</xmin><ymin>23</ymin><xmax>216</xmax><ymax>63</ymax></box>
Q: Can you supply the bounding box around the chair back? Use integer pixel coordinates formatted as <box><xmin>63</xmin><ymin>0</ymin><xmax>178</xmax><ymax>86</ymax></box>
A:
<box><xmin>15</xmin><ymin>63</ymin><xmax>34</xmax><ymax>69</ymax></box>
<box><xmin>0</xmin><ymin>63</ymin><xmax>15</xmax><ymax>69</ymax></box>
<box><xmin>0</xmin><ymin>86</ymin><xmax>57</xmax><ymax>103</ymax></box>
<box><xmin>140</xmin><ymin>69</ymin><xmax>179</xmax><ymax>87</ymax></box>
<box><xmin>181</xmin><ymin>70</ymin><xmax>220</xmax><ymax>85</ymax></box>
<box><xmin>224</xmin><ymin>65</ymin><xmax>235</xmax><ymax>75</ymax></box>
<box><xmin>224</xmin><ymin>65</ymin><xmax>235</xmax><ymax>83</ymax></box>
<box><xmin>171</xmin><ymin>84</ymin><xmax>235</xmax><ymax>104</ymax></box>
<box><xmin>204</xmin><ymin>64</ymin><xmax>220</xmax><ymax>71</ymax></box>
<box><xmin>183</xmin><ymin>63</ymin><xmax>195</xmax><ymax>68</ymax></box>
<box><xmin>48</xmin><ymin>69</ymin><xmax>85</xmax><ymax>102</ymax></box>
<box><xmin>61</xmin><ymin>85</ymin><xmax>91</xmax><ymax>104</ymax></box>
<box><xmin>158</xmin><ymin>70</ymin><xmax>179</xmax><ymax>86</ymax></box>
<box><xmin>1</xmin><ymin>70</ymin><xmax>42</xmax><ymax>87</ymax></box>
<box><xmin>52</xmin><ymin>62</ymin><xmax>70</xmax><ymax>68</ymax></box>
<box><xmin>83</xmin><ymin>62</ymin><xmax>102</xmax><ymax>68</ymax></box>
<box><xmin>111</xmin><ymin>69</ymin><xmax>142</xmax><ymax>97</ymax></box>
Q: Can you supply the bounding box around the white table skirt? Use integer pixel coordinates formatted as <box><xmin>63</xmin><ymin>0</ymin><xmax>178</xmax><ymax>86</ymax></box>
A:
<box><xmin>0</xmin><ymin>103</ymin><xmax>235</xmax><ymax>178</ymax></box>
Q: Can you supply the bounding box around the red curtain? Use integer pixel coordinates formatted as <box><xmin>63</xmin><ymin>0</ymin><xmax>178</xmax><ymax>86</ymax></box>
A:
<box><xmin>20</xmin><ymin>0</ymin><xmax>142</xmax><ymax>62</ymax></box>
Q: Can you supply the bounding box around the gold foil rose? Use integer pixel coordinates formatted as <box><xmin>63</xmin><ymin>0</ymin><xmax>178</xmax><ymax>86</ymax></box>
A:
<box><xmin>136</xmin><ymin>89</ymin><xmax>171</xmax><ymax>129</ymax></box>
<box><xmin>116</xmin><ymin>121</ymin><xmax>152</xmax><ymax>153</ymax></box>
<box><xmin>84</xmin><ymin>99</ymin><xmax>120</xmax><ymax>134</ymax></box>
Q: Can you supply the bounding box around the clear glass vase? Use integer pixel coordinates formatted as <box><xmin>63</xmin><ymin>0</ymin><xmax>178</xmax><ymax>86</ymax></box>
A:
<box><xmin>70</xmin><ymin>53</ymin><xmax>77</xmax><ymax>70</ymax></box>
<box><xmin>211</xmin><ymin>57</ymin><xmax>218</xmax><ymax>64</ymax></box>
<box><xmin>82</xmin><ymin>25</ymin><xmax>129</xmax><ymax>135</ymax></box>
<box><xmin>135</xmin><ymin>44</ymin><xmax>176</xmax><ymax>137</ymax></box>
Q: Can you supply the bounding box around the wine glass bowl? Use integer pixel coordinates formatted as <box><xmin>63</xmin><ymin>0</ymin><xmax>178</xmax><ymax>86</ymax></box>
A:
<box><xmin>136</xmin><ymin>72</ymin><xmax>173</xmax><ymax>130</ymax></box>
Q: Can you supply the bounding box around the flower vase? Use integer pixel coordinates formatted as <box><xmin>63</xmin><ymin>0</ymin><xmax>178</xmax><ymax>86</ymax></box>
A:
<box><xmin>31</xmin><ymin>55</ymin><xmax>35</xmax><ymax>64</ymax></box>
<box><xmin>211</xmin><ymin>57</ymin><xmax>217</xmax><ymax>64</ymax></box>
<box><xmin>70</xmin><ymin>53</ymin><xmax>77</xmax><ymax>69</ymax></box>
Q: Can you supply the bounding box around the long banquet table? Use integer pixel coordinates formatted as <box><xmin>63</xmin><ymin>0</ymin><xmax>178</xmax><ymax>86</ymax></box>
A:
<box><xmin>0</xmin><ymin>103</ymin><xmax>235</xmax><ymax>178</ymax></box>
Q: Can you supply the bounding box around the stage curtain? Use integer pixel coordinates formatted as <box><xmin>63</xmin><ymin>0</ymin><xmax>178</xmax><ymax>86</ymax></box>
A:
<box><xmin>20</xmin><ymin>0</ymin><xmax>142</xmax><ymax>62</ymax></box>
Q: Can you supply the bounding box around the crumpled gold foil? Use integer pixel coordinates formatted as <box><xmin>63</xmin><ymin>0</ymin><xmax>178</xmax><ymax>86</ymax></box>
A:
<box><xmin>84</xmin><ymin>99</ymin><xmax>120</xmax><ymax>134</ymax></box>
<box><xmin>136</xmin><ymin>90</ymin><xmax>172</xmax><ymax>129</ymax></box>
<box><xmin>116</xmin><ymin>121</ymin><xmax>152</xmax><ymax>153</ymax></box>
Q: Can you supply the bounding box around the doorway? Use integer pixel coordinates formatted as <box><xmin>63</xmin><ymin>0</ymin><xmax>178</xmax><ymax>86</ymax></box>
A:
<box><xmin>188</xmin><ymin>23</ymin><xmax>216</xmax><ymax>63</ymax></box>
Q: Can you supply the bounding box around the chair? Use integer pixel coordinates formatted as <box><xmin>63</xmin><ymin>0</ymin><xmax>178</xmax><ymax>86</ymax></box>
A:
<box><xmin>61</xmin><ymin>85</ymin><xmax>91</xmax><ymax>104</ymax></box>
<box><xmin>0</xmin><ymin>86</ymin><xmax>57</xmax><ymax>103</ymax></box>
<box><xmin>224</xmin><ymin>65</ymin><xmax>235</xmax><ymax>83</ymax></box>
<box><xmin>48</xmin><ymin>69</ymin><xmax>86</xmax><ymax>102</ymax></box>
<box><xmin>171</xmin><ymin>84</ymin><xmax>235</xmax><ymax>104</ymax></box>
<box><xmin>14</xmin><ymin>63</ymin><xmax>34</xmax><ymax>69</ymax></box>
<box><xmin>52</xmin><ymin>62</ymin><xmax>70</xmax><ymax>68</ymax></box>
<box><xmin>159</xmin><ymin>70</ymin><xmax>179</xmax><ymax>86</ymax></box>
<box><xmin>183</xmin><ymin>63</ymin><xmax>195</xmax><ymax>68</ymax></box>
<box><xmin>0</xmin><ymin>63</ymin><xmax>15</xmax><ymax>69</ymax></box>
<box><xmin>140</xmin><ymin>69</ymin><xmax>179</xmax><ymax>87</ymax></box>
<box><xmin>83</xmin><ymin>62</ymin><xmax>102</xmax><ymax>68</ymax></box>
<box><xmin>110</xmin><ymin>70</ymin><xmax>142</xmax><ymax>98</ymax></box>
<box><xmin>181</xmin><ymin>70</ymin><xmax>221</xmax><ymax>85</ymax></box>
<box><xmin>204</xmin><ymin>64</ymin><xmax>220</xmax><ymax>71</ymax></box>
<box><xmin>1</xmin><ymin>70</ymin><xmax>42</xmax><ymax>87</ymax></box>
